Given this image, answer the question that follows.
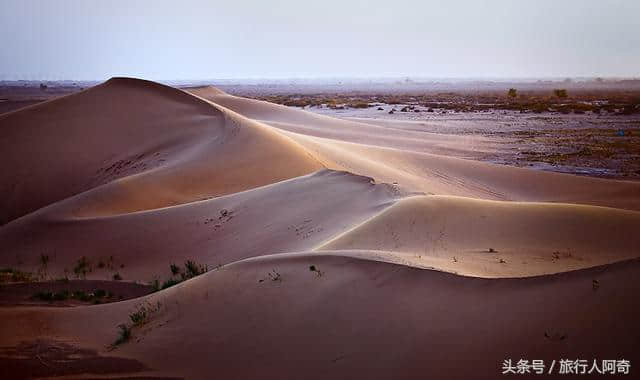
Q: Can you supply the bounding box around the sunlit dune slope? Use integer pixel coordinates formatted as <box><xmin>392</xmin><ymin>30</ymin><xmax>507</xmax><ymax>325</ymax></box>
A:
<box><xmin>319</xmin><ymin>195</ymin><xmax>640</xmax><ymax>277</ymax></box>
<box><xmin>187</xmin><ymin>86</ymin><xmax>640</xmax><ymax>211</ymax></box>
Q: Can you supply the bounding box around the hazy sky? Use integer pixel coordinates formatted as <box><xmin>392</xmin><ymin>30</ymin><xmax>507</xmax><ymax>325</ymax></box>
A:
<box><xmin>1</xmin><ymin>0</ymin><xmax>639</xmax><ymax>80</ymax></box>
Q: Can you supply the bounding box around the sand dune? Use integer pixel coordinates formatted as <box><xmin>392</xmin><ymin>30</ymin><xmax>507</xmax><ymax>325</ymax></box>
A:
<box><xmin>2</xmin><ymin>252</ymin><xmax>639</xmax><ymax>379</ymax></box>
<box><xmin>319</xmin><ymin>195</ymin><xmax>640</xmax><ymax>277</ymax></box>
<box><xmin>1</xmin><ymin>79</ymin><xmax>638</xmax><ymax>379</ymax></box>
<box><xmin>187</xmin><ymin>86</ymin><xmax>640</xmax><ymax>211</ymax></box>
<box><xmin>0</xmin><ymin>78</ymin><xmax>322</xmax><ymax>222</ymax></box>
<box><xmin>0</xmin><ymin>170</ymin><xmax>401</xmax><ymax>281</ymax></box>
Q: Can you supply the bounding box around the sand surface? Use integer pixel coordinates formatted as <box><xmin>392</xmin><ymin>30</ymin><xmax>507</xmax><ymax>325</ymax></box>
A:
<box><xmin>1</xmin><ymin>78</ymin><xmax>639</xmax><ymax>379</ymax></box>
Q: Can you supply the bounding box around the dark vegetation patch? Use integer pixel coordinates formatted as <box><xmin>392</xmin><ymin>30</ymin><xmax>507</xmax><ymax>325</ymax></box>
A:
<box><xmin>510</xmin><ymin>128</ymin><xmax>640</xmax><ymax>177</ymax></box>
<box><xmin>151</xmin><ymin>260</ymin><xmax>209</xmax><ymax>291</ymax></box>
<box><xmin>0</xmin><ymin>268</ymin><xmax>33</xmax><ymax>283</ymax></box>
<box><xmin>113</xmin><ymin>301</ymin><xmax>163</xmax><ymax>347</ymax></box>
<box><xmin>255</xmin><ymin>89</ymin><xmax>640</xmax><ymax>115</ymax></box>
<box><xmin>0</xmin><ymin>280</ymin><xmax>153</xmax><ymax>307</ymax></box>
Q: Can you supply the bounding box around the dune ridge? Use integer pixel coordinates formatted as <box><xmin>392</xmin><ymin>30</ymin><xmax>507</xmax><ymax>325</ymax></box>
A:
<box><xmin>319</xmin><ymin>195</ymin><xmax>640</xmax><ymax>277</ymax></box>
<box><xmin>0</xmin><ymin>78</ymin><xmax>324</xmax><ymax>223</ymax></box>
<box><xmin>2</xmin><ymin>252</ymin><xmax>639</xmax><ymax>379</ymax></box>
<box><xmin>186</xmin><ymin>86</ymin><xmax>640</xmax><ymax>211</ymax></box>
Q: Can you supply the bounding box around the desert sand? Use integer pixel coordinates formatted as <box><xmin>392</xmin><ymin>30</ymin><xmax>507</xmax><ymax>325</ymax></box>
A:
<box><xmin>1</xmin><ymin>78</ymin><xmax>639</xmax><ymax>379</ymax></box>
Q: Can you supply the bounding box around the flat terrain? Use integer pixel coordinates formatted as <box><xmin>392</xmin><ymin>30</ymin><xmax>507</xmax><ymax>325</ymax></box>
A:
<box><xmin>0</xmin><ymin>78</ymin><xmax>639</xmax><ymax>379</ymax></box>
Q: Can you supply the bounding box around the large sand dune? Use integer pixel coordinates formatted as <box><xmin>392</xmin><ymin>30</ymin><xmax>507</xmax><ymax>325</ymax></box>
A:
<box><xmin>0</xmin><ymin>78</ymin><xmax>322</xmax><ymax>223</ymax></box>
<box><xmin>1</xmin><ymin>79</ymin><xmax>638</xmax><ymax>379</ymax></box>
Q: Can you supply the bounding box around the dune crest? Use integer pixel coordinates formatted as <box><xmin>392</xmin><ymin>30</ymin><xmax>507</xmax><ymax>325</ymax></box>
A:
<box><xmin>319</xmin><ymin>195</ymin><xmax>640</xmax><ymax>277</ymax></box>
<box><xmin>186</xmin><ymin>86</ymin><xmax>640</xmax><ymax>211</ymax></box>
<box><xmin>0</xmin><ymin>77</ymin><xmax>323</xmax><ymax>222</ymax></box>
<box><xmin>2</xmin><ymin>252</ymin><xmax>639</xmax><ymax>380</ymax></box>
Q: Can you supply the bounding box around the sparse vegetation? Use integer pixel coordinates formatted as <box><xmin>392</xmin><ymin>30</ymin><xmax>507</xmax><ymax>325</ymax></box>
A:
<box><xmin>129</xmin><ymin>302</ymin><xmax>161</xmax><ymax>326</ymax></box>
<box><xmin>113</xmin><ymin>301</ymin><xmax>162</xmax><ymax>346</ymax></box>
<box><xmin>114</xmin><ymin>324</ymin><xmax>131</xmax><ymax>345</ymax></box>
<box><xmin>183</xmin><ymin>260</ymin><xmax>207</xmax><ymax>279</ymax></box>
<box><xmin>0</xmin><ymin>268</ymin><xmax>33</xmax><ymax>283</ymax></box>
<box><xmin>38</xmin><ymin>254</ymin><xmax>50</xmax><ymax>280</ymax></box>
<box><xmin>33</xmin><ymin>288</ymin><xmax>112</xmax><ymax>303</ymax></box>
<box><xmin>309</xmin><ymin>265</ymin><xmax>323</xmax><ymax>277</ymax></box>
<box><xmin>269</xmin><ymin>269</ymin><xmax>282</xmax><ymax>282</ymax></box>
<box><xmin>553</xmin><ymin>89</ymin><xmax>568</xmax><ymax>99</ymax></box>
<box><xmin>153</xmin><ymin>260</ymin><xmax>209</xmax><ymax>291</ymax></box>
<box><xmin>259</xmin><ymin>269</ymin><xmax>282</xmax><ymax>283</ymax></box>
<box><xmin>112</xmin><ymin>272</ymin><xmax>122</xmax><ymax>281</ymax></box>
<box><xmin>73</xmin><ymin>256</ymin><xmax>91</xmax><ymax>279</ymax></box>
<box><xmin>252</xmin><ymin>89</ymin><xmax>640</xmax><ymax>115</ymax></box>
<box><xmin>160</xmin><ymin>278</ymin><xmax>181</xmax><ymax>290</ymax></box>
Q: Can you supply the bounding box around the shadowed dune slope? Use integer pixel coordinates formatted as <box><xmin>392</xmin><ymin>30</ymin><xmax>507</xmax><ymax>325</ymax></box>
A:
<box><xmin>0</xmin><ymin>78</ymin><xmax>323</xmax><ymax>223</ymax></box>
<box><xmin>0</xmin><ymin>170</ymin><xmax>402</xmax><ymax>281</ymax></box>
<box><xmin>2</xmin><ymin>253</ymin><xmax>639</xmax><ymax>380</ymax></box>
<box><xmin>319</xmin><ymin>195</ymin><xmax>640</xmax><ymax>277</ymax></box>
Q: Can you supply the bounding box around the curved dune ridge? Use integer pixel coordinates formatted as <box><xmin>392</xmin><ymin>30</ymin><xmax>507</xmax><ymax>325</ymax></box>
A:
<box><xmin>319</xmin><ymin>195</ymin><xmax>640</xmax><ymax>277</ymax></box>
<box><xmin>0</xmin><ymin>78</ymin><xmax>323</xmax><ymax>221</ymax></box>
<box><xmin>1</xmin><ymin>78</ymin><xmax>639</xmax><ymax>379</ymax></box>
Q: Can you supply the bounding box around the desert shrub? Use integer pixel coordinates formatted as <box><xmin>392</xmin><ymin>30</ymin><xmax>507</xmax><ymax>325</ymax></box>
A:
<box><xmin>268</xmin><ymin>269</ymin><xmax>282</xmax><ymax>282</ymax></box>
<box><xmin>34</xmin><ymin>292</ymin><xmax>54</xmax><ymax>301</ymax></box>
<box><xmin>112</xmin><ymin>273</ymin><xmax>122</xmax><ymax>281</ymax></box>
<box><xmin>155</xmin><ymin>260</ymin><xmax>208</xmax><ymax>291</ymax></box>
<box><xmin>508</xmin><ymin>88</ymin><xmax>517</xmax><ymax>98</ymax></box>
<box><xmin>129</xmin><ymin>308</ymin><xmax>148</xmax><ymax>326</ymax></box>
<box><xmin>129</xmin><ymin>302</ymin><xmax>161</xmax><ymax>326</ymax></box>
<box><xmin>114</xmin><ymin>324</ymin><xmax>131</xmax><ymax>345</ymax></box>
<box><xmin>309</xmin><ymin>265</ymin><xmax>323</xmax><ymax>277</ymax></box>
<box><xmin>347</xmin><ymin>102</ymin><xmax>370</xmax><ymax>109</ymax></box>
<box><xmin>73</xmin><ymin>256</ymin><xmax>91</xmax><ymax>279</ymax></box>
<box><xmin>33</xmin><ymin>289</ymin><xmax>113</xmax><ymax>303</ymax></box>
<box><xmin>184</xmin><ymin>260</ymin><xmax>206</xmax><ymax>278</ymax></box>
<box><xmin>54</xmin><ymin>290</ymin><xmax>70</xmax><ymax>301</ymax></box>
<box><xmin>553</xmin><ymin>89</ymin><xmax>568</xmax><ymax>98</ymax></box>
<box><xmin>75</xmin><ymin>291</ymin><xmax>91</xmax><ymax>302</ymax></box>
<box><xmin>161</xmin><ymin>278</ymin><xmax>181</xmax><ymax>289</ymax></box>
<box><xmin>0</xmin><ymin>268</ymin><xmax>33</xmax><ymax>283</ymax></box>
